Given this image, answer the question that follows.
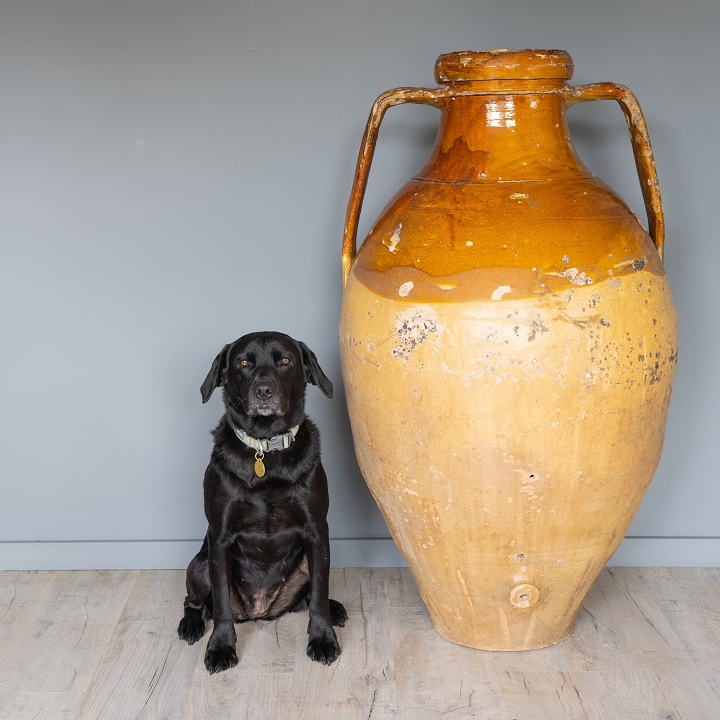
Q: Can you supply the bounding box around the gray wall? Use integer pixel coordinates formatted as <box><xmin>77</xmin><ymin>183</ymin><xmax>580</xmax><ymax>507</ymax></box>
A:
<box><xmin>1</xmin><ymin>0</ymin><xmax>718</xmax><ymax>569</ymax></box>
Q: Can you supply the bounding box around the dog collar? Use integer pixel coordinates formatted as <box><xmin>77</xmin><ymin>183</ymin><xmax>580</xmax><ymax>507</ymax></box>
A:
<box><xmin>232</xmin><ymin>424</ymin><xmax>300</xmax><ymax>453</ymax></box>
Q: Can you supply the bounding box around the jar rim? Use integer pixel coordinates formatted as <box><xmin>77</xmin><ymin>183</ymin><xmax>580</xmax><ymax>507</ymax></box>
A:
<box><xmin>435</xmin><ymin>50</ymin><xmax>574</xmax><ymax>83</ymax></box>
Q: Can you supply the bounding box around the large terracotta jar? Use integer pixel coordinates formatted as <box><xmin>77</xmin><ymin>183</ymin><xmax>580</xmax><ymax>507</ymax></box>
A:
<box><xmin>339</xmin><ymin>50</ymin><xmax>677</xmax><ymax>650</ymax></box>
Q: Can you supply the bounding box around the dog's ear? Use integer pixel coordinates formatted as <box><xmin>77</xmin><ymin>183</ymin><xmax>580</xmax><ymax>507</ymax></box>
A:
<box><xmin>298</xmin><ymin>341</ymin><xmax>333</xmax><ymax>398</ymax></box>
<box><xmin>200</xmin><ymin>343</ymin><xmax>232</xmax><ymax>403</ymax></box>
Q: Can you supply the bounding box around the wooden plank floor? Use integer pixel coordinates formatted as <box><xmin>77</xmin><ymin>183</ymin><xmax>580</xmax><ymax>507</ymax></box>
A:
<box><xmin>0</xmin><ymin>568</ymin><xmax>718</xmax><ymax>719</ymax></box>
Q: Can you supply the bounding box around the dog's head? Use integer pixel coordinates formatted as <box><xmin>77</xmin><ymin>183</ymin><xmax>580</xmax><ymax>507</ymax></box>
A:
<box><xmin>200</xmin><ymin>332</ymin><xmax>333</xmax><ymax>430</ymax></box>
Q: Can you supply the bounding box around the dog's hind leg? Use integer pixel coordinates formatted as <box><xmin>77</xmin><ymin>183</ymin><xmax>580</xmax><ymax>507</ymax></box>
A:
<box><xmin>178</xmin><ymin>537</ymin><xmax>212</xmax><ymax>645</ymax></box>
<box><xmin>329</xmin><ymin>599</ymin><xmax>347</xmax><ymax>627</ymax></box>
<box><xmin>289</xmin><ymin>593</ymin><xmax>310</xmax><ymax>613</ymax></box>
<box><xmin>290</xmin><ymin>591</ymin><xmax>346</xmax><ymax>627</ymax></box>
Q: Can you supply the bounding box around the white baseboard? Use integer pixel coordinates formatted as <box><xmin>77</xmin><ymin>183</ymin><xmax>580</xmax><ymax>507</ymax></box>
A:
<box><xmin>0</xmin><ymin>536</ymin><xmax>718</xmax><ymax>571</ymax></box>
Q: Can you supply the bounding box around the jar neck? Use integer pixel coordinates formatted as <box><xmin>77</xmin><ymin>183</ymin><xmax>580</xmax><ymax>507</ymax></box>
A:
<box><xmin>416</xmin><ymin>87</ymin><xmax>591</xmax><ymax>183</ymax></box>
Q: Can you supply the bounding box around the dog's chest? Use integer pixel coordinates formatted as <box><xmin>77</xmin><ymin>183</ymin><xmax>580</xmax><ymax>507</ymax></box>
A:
<box><xmin>231</xmin><ymin>483</ymin><xmax>305</xmax><ymax>537</ymax></box>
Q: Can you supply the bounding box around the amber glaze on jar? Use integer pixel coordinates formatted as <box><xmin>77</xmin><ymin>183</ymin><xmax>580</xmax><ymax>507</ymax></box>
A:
<box><xmin>340</xmin><ymin>50</ymin><xmax>676</xmax><ymax>650</ymax></box>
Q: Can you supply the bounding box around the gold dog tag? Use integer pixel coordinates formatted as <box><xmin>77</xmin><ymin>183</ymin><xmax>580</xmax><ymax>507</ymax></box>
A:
<box><xmin>254</xmin><ymin>452</ymin><xmax>266</xmax><ymax>478</ymax></box>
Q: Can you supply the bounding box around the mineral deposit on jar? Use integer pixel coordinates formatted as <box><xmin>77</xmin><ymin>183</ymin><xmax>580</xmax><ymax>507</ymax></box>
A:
<box><xmin>398</xmin><ymin>281</ymin><xmax>414</xmax><ymax>297</ymax></box>
<box><xmin>560</xmin><ymin>267</ymin><xmax>594</xmax><ymax>285</ymax></box>
<box><xmin>382</xmin><ymin>223</ymin><xmax>402</xmax><ymax>253</ymax></box>
<box><xmin>392</xmin><ymin>308</ymin><xmax>440</xmax><ymax>359</ymax></box>
<box><xmin>491</xmin><ymin>285</ymin><xmax>512</xmax><ymax>300</ymax></box>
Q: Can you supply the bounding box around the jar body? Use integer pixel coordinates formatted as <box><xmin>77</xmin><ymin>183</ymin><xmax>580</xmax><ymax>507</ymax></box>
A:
<box><xmin>339</xmin><ymin>51</ymin><xmax>677</xmax><ymax>649</ymax></box>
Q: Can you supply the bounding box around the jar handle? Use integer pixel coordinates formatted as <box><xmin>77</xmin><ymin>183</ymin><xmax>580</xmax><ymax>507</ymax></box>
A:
<box><xmin>342</xmin><ymin>87</ymin><xmax>447</xmax><ymax>286</ymax></box>
<box><xmin>563</xmin><ymin>83</ymin><xmax>665</xmax><ymax>262</ymax></box>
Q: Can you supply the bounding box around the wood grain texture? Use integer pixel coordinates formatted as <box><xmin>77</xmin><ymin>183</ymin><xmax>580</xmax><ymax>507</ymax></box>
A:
<box><xmin>0</xmin><ymin>567</ymin><xmax>717</xmax><ymax>719</ymax></box>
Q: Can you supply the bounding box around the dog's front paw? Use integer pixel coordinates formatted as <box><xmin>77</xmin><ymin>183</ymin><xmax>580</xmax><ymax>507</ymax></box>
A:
<box><xmin>204</xmin><ymin>644</ymin><xmax>239</xmax><ymax>674</ymax></box>
<box><xmin>307</xmin><ymin>630</ymin><xmax>341</xmax><ymax>666</ymax></box>
<box><xmin>178</xmin><ymin>613</ymin><xmax>205</xmax><ymax>645</ymax></box>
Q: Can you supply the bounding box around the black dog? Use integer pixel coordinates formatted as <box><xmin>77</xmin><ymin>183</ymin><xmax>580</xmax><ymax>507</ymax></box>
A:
<box><xmin>177</xmin><ymin>332</ymin><xmax>346</xmax><ymax>674</ymax></box>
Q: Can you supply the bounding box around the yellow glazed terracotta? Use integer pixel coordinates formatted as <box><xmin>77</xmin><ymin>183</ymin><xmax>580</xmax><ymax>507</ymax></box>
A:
<box><xmin>339</xmin><ymin>50</ymin><xmax>677</xmax><ymax>650</ymax></box>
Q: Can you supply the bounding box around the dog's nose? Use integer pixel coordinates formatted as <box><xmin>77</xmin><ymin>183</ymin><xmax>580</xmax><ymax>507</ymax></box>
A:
<box><xmin>254</xmin><ymin>381</ymin><xmax>276</xmax><ymax>400</ymax></box>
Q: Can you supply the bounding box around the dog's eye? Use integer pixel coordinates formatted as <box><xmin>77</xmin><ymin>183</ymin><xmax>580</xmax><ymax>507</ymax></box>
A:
<box><xmin>279</xmin><ymin>357</ymin><xmax>291</xmax><ymax>366</ymax></box>
<box><xmin>238</xmin><ymin>358</ymin><xmax>252</xmax><ymax>369</ymax></box>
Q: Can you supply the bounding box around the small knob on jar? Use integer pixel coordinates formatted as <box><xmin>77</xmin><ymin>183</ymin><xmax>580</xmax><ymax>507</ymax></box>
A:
<box><xmin>510</xmin><ymin>583</ymin><xmax>540</xmax><ymax>608</ymax></box>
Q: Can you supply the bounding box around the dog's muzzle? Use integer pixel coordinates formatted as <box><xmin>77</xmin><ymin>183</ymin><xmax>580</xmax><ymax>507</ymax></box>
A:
<box><xmin>247</xmin><ymin>379</ymin><xmax>286</xmax><ymax>416</ymax></box>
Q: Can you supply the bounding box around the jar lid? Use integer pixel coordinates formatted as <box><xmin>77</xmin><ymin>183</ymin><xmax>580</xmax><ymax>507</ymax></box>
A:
<box><xmin>435</xmin><ymin>49</ymin><xmax>574</xmax><ymax>83</ymax></box>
